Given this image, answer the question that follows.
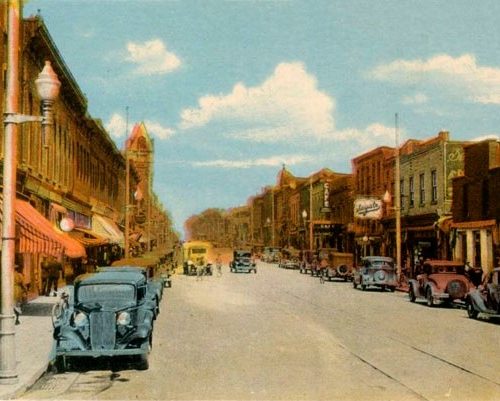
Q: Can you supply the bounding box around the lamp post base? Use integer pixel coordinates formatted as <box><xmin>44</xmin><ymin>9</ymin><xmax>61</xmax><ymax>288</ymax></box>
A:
<box><xmin>0</xmin><ymin>313</ymin><xmax>18</xmax><ymax>384</ymax></box>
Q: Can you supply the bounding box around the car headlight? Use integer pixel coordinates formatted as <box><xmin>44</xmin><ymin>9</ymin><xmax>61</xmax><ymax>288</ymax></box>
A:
<box><xmin>74</xmin><ymin>312</ymin><xmax>88</xmax><ymax>327</ymax></box>
<box><xmin>116</xmin><ymin>311</ymin><xmax>131</xmax><ymax>326</ymax></box>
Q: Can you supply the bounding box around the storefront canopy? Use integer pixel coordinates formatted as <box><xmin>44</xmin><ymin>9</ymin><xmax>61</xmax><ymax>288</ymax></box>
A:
<box><xmin>1</xmin><ymin>199</ymin><xmax>87</xmax><ymax>259</ymax></box>
<box><xmin>69</xmin><ymin>227</ymin><xmax>109</xmax><ymax>247</ymax></box>
<box><xmin>92</xmin><ymin>214</ymin><xmax>124</xmax><ymax>247</ymax></box>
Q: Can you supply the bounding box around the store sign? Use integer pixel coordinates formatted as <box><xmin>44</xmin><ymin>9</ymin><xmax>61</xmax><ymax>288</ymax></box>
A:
<box><xmin>354</xmin><ymin>197</ymin><xmax>383</xmax><ymax>220</ymax></box>
<box><xmin>314</xmin><ymin>223</ymin><xmax>334</xmax><ymax>233</ymax></box>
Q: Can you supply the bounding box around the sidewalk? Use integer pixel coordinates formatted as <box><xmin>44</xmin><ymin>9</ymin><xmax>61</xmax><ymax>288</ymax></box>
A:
<box><xmin>0</xmin><ymin>295</ymin><xmax>58</xmax><ymax>400</ymax></box>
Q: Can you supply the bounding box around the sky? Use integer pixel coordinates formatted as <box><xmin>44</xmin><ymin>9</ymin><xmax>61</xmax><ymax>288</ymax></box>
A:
<box><xmin>23</xmin><ymin>0</ymin><xmax>500</xmax><ymax>236</ymax></box>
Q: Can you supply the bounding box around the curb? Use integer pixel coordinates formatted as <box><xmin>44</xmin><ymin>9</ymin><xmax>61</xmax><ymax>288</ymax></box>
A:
<box><xmin>0</xmin><ymin>356</ymin><xmax>50</xmax><ymax>400</ymax></box>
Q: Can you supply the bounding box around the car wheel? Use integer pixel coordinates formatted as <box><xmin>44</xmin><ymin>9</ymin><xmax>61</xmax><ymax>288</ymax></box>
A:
<box><xmin>409</xmin><ymin>286</ymin><xmax>416</xmax><ymax>302</ymax></box>
<box><xmin>361</xmin><ymin>281</ymin><xmax>366</xmax><ymax>291</ymax></box>
<box><xmin>467</xmin><ymin>300</ymin><xmax>479</xmax><ymax>319</ymax></box>
<box><xmin>353</xmin><ymin>280</ymin><xmax>357</xmax><ymax>289</ymax></box>
<box><xmin>380</xmin><ymin>285</ymin><xmax>386</xmax><ymax>292</ymax></box>
<box><xmin>426</xmin><ymin>288</ymin><xmax>434</xmax><ymax>307</ymax></box>
<box><xmin>54</xmin><ymin>355</ymin><xmax>67</xmax><ymax>373</ymax></box>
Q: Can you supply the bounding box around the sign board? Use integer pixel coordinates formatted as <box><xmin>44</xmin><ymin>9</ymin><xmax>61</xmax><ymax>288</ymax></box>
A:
<box><xmin>354</xmin><ymin>197</ymin><xmax>383</xmax><ymax>220</ymax></box>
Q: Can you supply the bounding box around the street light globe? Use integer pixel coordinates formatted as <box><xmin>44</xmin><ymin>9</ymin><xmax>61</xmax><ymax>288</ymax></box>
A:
<box><xmin>35</xmin><ymin>61</ymin><xmax>61</xmax><ymax>102</ymax></box>
<box><xmin>362</xmin><ymin>234</ymin><xmax>369</xmax><ymax>243</ymax></box>
<box><xmin>383</xmin><ymin>189</ymin><xmax>392</xmax><ymax>204</ymax></box>
<box><xmin>134</xmin><ymin>187</ymin><xmax>143</xmax><ymax>201</ymax></box>
<box><xmin>302</xmin><ymin>209</ymin><xmax>307</xmax><ymax>219</ymax></box>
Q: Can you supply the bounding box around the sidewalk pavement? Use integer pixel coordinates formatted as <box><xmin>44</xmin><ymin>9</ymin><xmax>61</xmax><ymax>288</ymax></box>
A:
<box><xmin>0</xmin><ymin>294</ymin><xmax>58</xmax><ymax>400</ymax></box>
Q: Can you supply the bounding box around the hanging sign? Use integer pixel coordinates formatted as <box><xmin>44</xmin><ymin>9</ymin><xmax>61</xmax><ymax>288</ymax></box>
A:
<box><xmin>354</xmin><ymin>197</ymin><xmax>383</xmax><ymax>220</ymax></box>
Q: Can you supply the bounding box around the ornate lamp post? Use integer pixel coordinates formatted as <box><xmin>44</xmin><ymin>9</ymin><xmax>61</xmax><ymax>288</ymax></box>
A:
<box><xmin>1</xmin><ymin>1</ymin><xmax>61</xmax><ymax>384</ymax></box>
<box><xmin>301</xmin><ymin>209</ymin><xmax>308</xmax><ymax>251</ymax></box>
<box><xmin>362</xmin><ymin>234</ymin><xmax>369</xmax><ymax>257</ymax></box>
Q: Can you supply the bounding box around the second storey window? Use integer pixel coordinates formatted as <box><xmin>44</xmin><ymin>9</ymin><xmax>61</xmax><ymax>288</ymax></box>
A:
<box><xmin>409</xmin><ymin>176</ymin><xmax>414</xmax><ymax>207</ymax></box>
<box><xmin>419</xmin><ymin>173</ymin><xmax>425</xmax><ymax>205</ymax></box>
<box><xmin>431</xmin><ymin>170</ymin><xmax>438</xmax><ymax>203</ymax></box>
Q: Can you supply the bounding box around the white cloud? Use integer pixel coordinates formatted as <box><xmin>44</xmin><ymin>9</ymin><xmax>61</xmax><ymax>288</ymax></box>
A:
<box><xmin>105</xmin><ymin>113</ymin><xmax>127</xmax><ymax>139</ymax></box>
<box><xmin>335</xmin><ymin>123</ymin><xmax>399</xmax><ymax>150</ymax></box>
<box><xmin>144</xmin><ymin>120</ymin><xmax>175</xmax><ymax>140</ymax></box>
<box><xmin>179</xmin><ymin>62</ymin><xmax>335</xmax><ymax>141</ymax></box>
<box><xmin>193</xmin><ymin>154</ymin><xmax>311</xmax><ymax>169</ymax></box>
<box><xmin>105</xmin><ymin>114</ymin><xmax>175</xmax><ymax>141</ymax></box>
<box><xmin>470</xmin><ymin>134</ymin><xmax>499</xmax><ymax>142</ymax></box>
<box><xmin>126</xmin><ymin>39</ymin><xmax>181</xmax><ymax>75</ymax></box>
<box><xmin>369</xmin><ymin>53</ymin><xmax>500</xmax><ymax>104</ymax></box>
<box><xmin>402</xmin><ymin>93</ymin><xmax>428</xmax><ymax>105</ymax></box>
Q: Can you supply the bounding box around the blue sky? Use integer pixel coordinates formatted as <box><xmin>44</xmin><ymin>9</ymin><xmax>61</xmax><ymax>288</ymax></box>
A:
<box><xmin>24</xmin><ymin>0</ymin><xmax>500</xmax><ymax>235</ymax></box>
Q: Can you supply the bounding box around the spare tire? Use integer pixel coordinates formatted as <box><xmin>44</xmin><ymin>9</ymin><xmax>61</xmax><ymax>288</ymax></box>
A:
<box><xmin>337</xmin><ymin>265</ymin><xmax>349</xmax><ymax>276</ymax></box>
<box><xmin>446</xmin><ymin>279</ymin><xmax>467</xmax><ymax>300</ymax></box>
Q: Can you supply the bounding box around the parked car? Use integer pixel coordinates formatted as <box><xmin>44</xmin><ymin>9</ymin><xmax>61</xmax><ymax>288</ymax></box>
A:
<box><xmin>278</xmin><ymin>258</ymin><xmax>301</xmax><ymax>270</ymax></box>
<box><xmin>230</xmin><ymin>250</ymin><xmax>257</xmax><ymax>273</ymax></box>
<box><xmin>466</xmin><ymin>267</ymin><xmax>500</xmax><ymax>319</ymax></box>
<box><xmin>319</xmin><ymin>250</ymin><xmax>354</xmax><ymax>282</ymax></box>
<box><xmin>262</xmin><ymin>247</ymin><xmax>281</xmax><ymax>263</ymax></box>
<box><xmin>98</xmin><ymin>265</ymin><xmax>162</xmax><ymax>318</ymax></box>
<box><xmin>408</xmin><ymin>260</ymin><xmax>474</xmax><ymax>307</ymax></box>
<box><xmin>353</xmin><ymin>256</ymin><xmax>397</xmax><ymax>291</ymax></box>
<box><xmin>52</xmin><ymin>271</ymin><xmax>155</xmax><ymax>371</ymax></box>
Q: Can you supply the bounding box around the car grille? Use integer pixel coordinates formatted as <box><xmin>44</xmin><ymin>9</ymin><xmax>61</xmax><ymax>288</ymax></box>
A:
<box><xmin>447</xmin><ymin>280</ymin><xmax>467</xmax><ymax>299</ymax></box>
<box><xmin>90</xmin><ymin>311</ymin><xmax>116</xmax><ymax>350</ymax></box>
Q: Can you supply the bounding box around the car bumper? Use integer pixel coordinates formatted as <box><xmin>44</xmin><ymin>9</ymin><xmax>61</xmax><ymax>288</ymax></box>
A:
<box><xmin>56</xmin><ymin>347</ymin><xmax>148</xmax><ymax>358</ymax></box>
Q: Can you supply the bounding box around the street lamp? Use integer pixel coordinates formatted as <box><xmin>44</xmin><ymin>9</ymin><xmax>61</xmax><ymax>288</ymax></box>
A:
<box><xmin>301</xmin><ymin>209</ymin><xmax>308</xmax><ymax>250</ymax></box>
<box><xmin>362</xmin><ymin>234</ymin><xmax>369</xmax><ymax>257</ymax></box>
<box><xmin>1</xmin><ymin>1</ymin><xmax>61</xmax><ymax>383</ymax></box>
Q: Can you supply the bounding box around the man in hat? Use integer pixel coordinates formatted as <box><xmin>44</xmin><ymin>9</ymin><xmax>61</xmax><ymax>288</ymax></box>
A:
<box><xmin>14</xmin><ymin>264</ymin><xmax>27</xmax><ymax>324</ymax></box>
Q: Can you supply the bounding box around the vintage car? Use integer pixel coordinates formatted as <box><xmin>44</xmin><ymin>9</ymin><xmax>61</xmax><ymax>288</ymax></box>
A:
<box><xmin>466</xmin><ymin>267</ymin><xmax>500</xmax><ymax>319</ymax></box>
<box><xmin>230</xmin><ymin>250</ymin><xmax>257</xmax><ymax>273</ymax></box>
<box><xmin>98</xmin><ymin>265</ymin><xmax>162</xmax><ymax>318</ymax></box>
<box><xmin>319</xmin><ymin>250</ymin><xmax>354</xmax><ymax>282</ymax></box>
<box><xmin>182</xmin><ymin>240</ymin><xmax>214</xmax><ymax>275</ymax></box>
<box><xmin>52</xmin><ymin>271</ymin><xmax>154</xmax><ymax>371</ymax></box>
<box><xmin>261</xmin><ymin>247</ymin><xmax>281</xmax><ymax>263</ymax></box>
<box><xmin>352</xmin><ymin>256</ymin><xmax>397</xmax><ymax>291</ymax></box>
<box><xmin>408</xmin><ymin>260</ymin><xmax>474</xmax><ymax>307</ymax></box>
<box><xmin>278</xmin><ymin>258</ymin><xmax>301</xmax><ymax>270</ymax></box>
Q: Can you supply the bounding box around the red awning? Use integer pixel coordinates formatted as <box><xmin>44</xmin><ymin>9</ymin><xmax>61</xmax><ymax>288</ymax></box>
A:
<box><xmin>12</xmin><ymin>199</ymin><xmax>86</xmax><ymax>258</ymax></box>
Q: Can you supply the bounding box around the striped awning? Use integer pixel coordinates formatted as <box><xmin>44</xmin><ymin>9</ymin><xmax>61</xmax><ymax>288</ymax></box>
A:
<box><xmin>2</xmin><ymin>199</ymin><xmax>87</xmax><ymax>259</ymax></box>
<box><xmin>68</xmin><ymin>227</ymin><xmax>109</xmax><ymax>247</ymax></box>
<box><xmin>92</xmin><ymin>214</ymin><xmax>124</xmax><ymax>246</ymax></box>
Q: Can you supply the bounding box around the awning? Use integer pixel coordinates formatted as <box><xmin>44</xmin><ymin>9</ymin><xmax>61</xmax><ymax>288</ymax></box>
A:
<box><xmin>69</xmin><ymin>227</ymin><xmax>109</xmax><ymax>247</ymax></box>
<box><xmin>450</xmin><ymin>219</ymin><xmax>496</xmax><ymax>230</ymax></box>
<box><xmin>92</xmin><ymin>214</ymin><xmax>124</xmax><ymax>246</ymax></box>
<box><xmin>9</xmin><ymin>199</ymin><xmax>86</xmax><ymax>258</ymax></box>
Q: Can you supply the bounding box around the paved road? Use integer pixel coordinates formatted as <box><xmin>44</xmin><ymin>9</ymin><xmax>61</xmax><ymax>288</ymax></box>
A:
<box><xmin>22</xmin><ymin>261</ymin><xmax>500</xmax><ymax>400</ymax></box>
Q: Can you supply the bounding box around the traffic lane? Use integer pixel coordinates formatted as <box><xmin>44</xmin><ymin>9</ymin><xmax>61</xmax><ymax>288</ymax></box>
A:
<box><xmin>98</xmin><ymin>266</ymin><xmax>422</xmax><ymax>401</ymax></box>
<box><xmin>258</xmin><ymin>262</ymin><xmax>500</xmax><ymax>400</ymax></box>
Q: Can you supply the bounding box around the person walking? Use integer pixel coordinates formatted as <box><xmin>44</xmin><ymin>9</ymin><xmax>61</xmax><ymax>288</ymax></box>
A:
<box><xmin>46</xmin><ymin>256</ymin><xmax>64</xmax><ymax>296</ymax></box>
<box><xmin>14</xmin><ymin>265</ymin><xmax>27</xmax><ymax>325</ymax></box>
<box><xmin>215</xmin><ymin>254</ymin><xmax>222</xmax><ymax>277</ymax></box>
<box><xmin>196</xmin><ymin>257</ymin><xmax>205</xmax><ymax>281</ymax></box>
<box><xmin>40</xmin><ymin>257</ymin><xmax>50</xmax><ymax>296</ymax></box>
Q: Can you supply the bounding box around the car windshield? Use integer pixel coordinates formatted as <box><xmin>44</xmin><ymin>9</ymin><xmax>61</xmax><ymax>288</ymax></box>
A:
<box><xmin>191</xmin><ymin>248</ymin><xmax>207</xmax><ymax>254</ymax></box>
<box><xmin>77</xmin><ymin>284</ymin><xmax>136</xmax><ymax>308</ymax></box>
<box><xmin>236</xmin><ymin>252</ymin><xmax>251</xmax><ymax>258</ymax></box>
<box><xmin>370</xmin><ymin>260</ymin><xmax>394</xmax><ymax>269</ymax></box>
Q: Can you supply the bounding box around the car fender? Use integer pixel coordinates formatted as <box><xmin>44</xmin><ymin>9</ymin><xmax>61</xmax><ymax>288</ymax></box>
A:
<box><xmin>424</xmin><ymin>282</ymin><xmax>437</xmax><ymax>297</ymax></box>
<box><xmin>468</xmin><ymin>290</ymin><xmax>489</xmax><ymax>313</ymax></box>
<box><xmin>408</xmin><ymin>279</ymin><xmax>422</xmax><ymax>297</ymax></box>
<box><xmin>59</xmin><ymin>327</ymin><xmax>87</xmax><ymax>350</ymax></box>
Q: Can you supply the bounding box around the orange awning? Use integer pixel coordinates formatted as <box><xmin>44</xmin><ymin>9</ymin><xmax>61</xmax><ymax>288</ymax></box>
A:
<box><xmin>69</xmin><ymin>227</ymin><xmax>109</xmax><ymax>247</ymax></box>
<box><xmin>12</xmin><ymin>199</ymin><xmax>86</xmax><ymax>258</ymax></box>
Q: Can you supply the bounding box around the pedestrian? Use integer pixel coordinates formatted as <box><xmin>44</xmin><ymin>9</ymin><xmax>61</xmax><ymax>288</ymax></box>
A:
<box><xmin>215</xmin><ymin>253</ymin><xmax>222</xmax><ymax>277</ymax></box>
<box><xmin>14</xmin><ymin>265</ymin><xmax>27</xmax><ymax>325</ymax></box>
<box><xmin>196</xmin><ymin>257</ymin><xmax>204</xmax><ymax>281</ymax></box>
<box><xmin>46</xmin><ymin>256</ymin><xmax>64</xmax><ymax>296</ymax></box>
<box><xmin>40</xmin><ymin>256</ymin><xmax>50</xmax><ymax>296</ymax></box>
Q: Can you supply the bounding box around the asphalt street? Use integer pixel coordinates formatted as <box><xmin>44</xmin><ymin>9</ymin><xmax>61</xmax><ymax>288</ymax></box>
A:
<box><xmin>21</xmin><ymin>261</ymin><xmax>500</xmax><ymax>401</ymax></box>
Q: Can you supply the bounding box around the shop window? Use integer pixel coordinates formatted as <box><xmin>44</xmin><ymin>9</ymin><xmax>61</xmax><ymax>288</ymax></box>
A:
<box><xmin>431</xmin><ymin>170</ymin><xmax>437</xmax><ymax>203</ymax></box>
